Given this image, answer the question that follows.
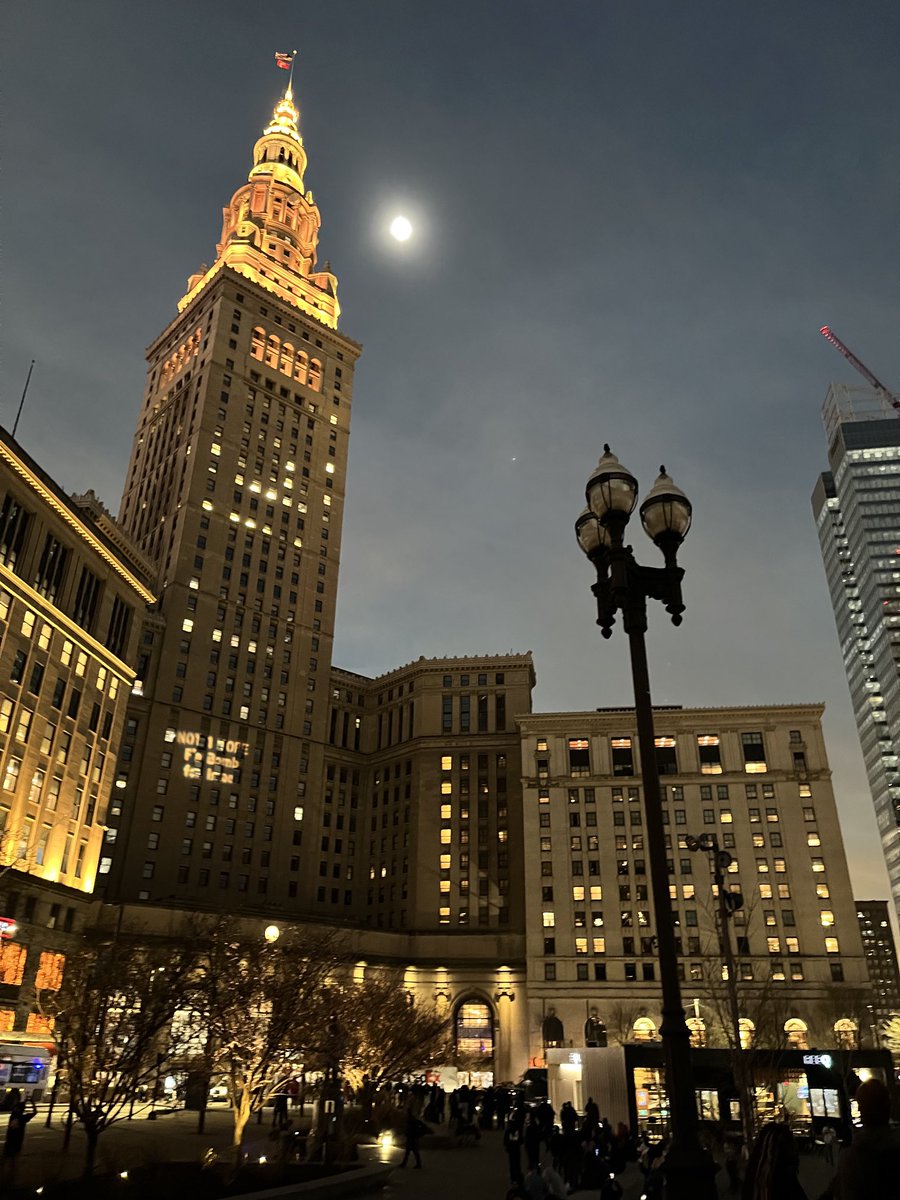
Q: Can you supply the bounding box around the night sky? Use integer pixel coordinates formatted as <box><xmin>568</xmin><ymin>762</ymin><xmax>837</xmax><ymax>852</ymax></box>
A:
<box><xmin>2</xmin><ymin>2</ymin><xmax>898</xmax><ymax>897</ymax></box>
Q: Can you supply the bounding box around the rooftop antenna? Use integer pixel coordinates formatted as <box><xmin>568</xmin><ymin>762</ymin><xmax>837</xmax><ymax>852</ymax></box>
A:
<box><xmin>11</xmin><ymin>359</ymin><xmax>35</xmax><ymax>439</ymax></box>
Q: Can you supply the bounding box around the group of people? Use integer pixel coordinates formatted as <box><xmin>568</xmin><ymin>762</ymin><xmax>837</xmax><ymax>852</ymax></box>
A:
<box><xmin>503</xmin><ymin>1096</ymin><xmax>633</xmax><ymax>1200</ymax></box>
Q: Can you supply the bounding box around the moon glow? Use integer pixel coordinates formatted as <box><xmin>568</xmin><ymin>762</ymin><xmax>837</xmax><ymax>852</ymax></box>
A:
<box><xmin>389</xmin><ymin>215</ymin><xmax>413</xmax><ymax>241</ymax></box>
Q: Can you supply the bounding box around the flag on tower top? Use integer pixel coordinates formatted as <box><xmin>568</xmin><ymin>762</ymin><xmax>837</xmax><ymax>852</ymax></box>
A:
<box><xmin>275</xmin><ymin>51</ymin><xmax>294</xmax><ymax>70</ymax></box>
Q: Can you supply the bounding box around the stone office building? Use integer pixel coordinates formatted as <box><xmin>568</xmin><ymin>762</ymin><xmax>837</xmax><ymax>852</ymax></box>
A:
<box><xmin>0</xmin><ymin>432</ymin><xmax>151</xmax><ymax>1033</ymax></box>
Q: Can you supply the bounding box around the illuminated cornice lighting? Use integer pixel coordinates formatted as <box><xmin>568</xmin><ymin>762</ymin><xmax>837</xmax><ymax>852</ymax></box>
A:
<box><xmin>0</xmin><ymin>442</ymin><xmax>155</xmax><ymax>604</ymax></box>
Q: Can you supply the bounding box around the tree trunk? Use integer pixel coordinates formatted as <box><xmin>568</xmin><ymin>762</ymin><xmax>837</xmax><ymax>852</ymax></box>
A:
<box><xmin>231</xmin><ymin>1092</ymin><xmax>251</xmax><ymax>1169</ymax></box>
<box><xmin>83</xmin><ymin>1125</ymin><xmax>100</xmax><ymax>1177</ymax></box>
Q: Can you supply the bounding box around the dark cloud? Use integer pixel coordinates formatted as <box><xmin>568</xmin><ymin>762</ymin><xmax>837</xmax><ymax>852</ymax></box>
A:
<box><xmin>2</xmin><ymin>0</ymin><xmax>897</xmax><ymax>896</ymax></box>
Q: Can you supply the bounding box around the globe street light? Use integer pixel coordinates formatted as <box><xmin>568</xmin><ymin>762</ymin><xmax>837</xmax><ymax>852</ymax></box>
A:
<box><xmin>577</xmin><ymin>447</ymin><xmax>717</xmax><ymax>1200</ymax></box>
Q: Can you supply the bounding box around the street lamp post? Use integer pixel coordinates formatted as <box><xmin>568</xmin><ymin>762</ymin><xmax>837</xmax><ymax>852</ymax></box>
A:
<box><xmin>686</xmin><ymin>832</ymin><xmax>753</xmax><ymax>1144</ymax></box>
<box><xmin>576</xmin><ymin>446</ymin><xmax>717</xmax><ymax>1200</ymax></box>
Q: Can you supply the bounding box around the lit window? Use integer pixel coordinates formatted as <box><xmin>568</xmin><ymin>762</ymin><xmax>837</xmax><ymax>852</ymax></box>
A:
<box><xmin>182</xmin><ymin>619</ymin><xmax>194</xmax><ymax>633</ymax></box>
<box><xmin>440</xmin><ymin>804</ymin><xmax>452</xmax><ymax>819</ymax></box>
<box><xmin>572</xmin><ymin>886</ymin><xmax>585</xmax><ymax>901</ymax></box>
<box><xmin>767</xmin><ymin>937</ymin><xmax>781</xmax><ymax>954</ymax></box>
<box><xmin>825</xmin><ymin>937</ymin><xmax>840</xmax><ymax>954</ymax></box>
<box><xmin>589</xmin><ymin>886</ymin><xmax>602</xmax><ymax>902</ymax></box>
<box><xmin>816</xmin><ymin>883</ymin><xmax>830</xmax><ymax>898</ymax></box>
<box><xmin>293</xmin><ymin>806</ymin><xmax>304</xmax><ymax>821</ymax></box>
<box><xmin>820</xmin><ymin>910</ymin><xmax>835</xmax><ymax>927</ymax></box>
<box><xmin>441</xmin><ymin>756</ymin><xmax>452</xmax><ymax>770</ymax></box>
<box><xmin>592</xmin><ymin>937</ymin><xmax>605</xmax><ymax>954</ymax></box>
<box><xmin>575</xmin><ymin>937</ymin><xmax>588</xmax><ymax>955</ymax></box>
<box><xmin>542</xmin><ymin>911</ymin><xmax>555</xmax><ymax>928</ymax></box>
<box><xmin>325</xmin><ymin>463</ymin><xmax>335</xmax><ymax>474</ymax></box>
<box><xmin>440</xmin><ymin>829</ymin><xmax>452</xmax><ymax>845</ymax></box>
<box><xmin>811</xmin><ymin>858</ymin><xmax>825</xmax><ymax>872</ymax></box>
<box><xmin>807</xmin><ymin>831</ymin><xmax>821</xmax><ymax>847</ymax></box>
<box><xmin>35</xmin><ymin>951</ymin><xmax>65</xmax><ymax>991</ymax></box>
<box><xmin>439</xmin><ymin>880</ymin><xmax>451</xmax><ymax>894</ymax></box>
<box><xmin>441</xmin><ymin>781</ymin><xmax>452</xmax><ymax>795</ymax></box>
<box><xmin>439</xmin><ymin>854</ymin><xmax>451</xmax><ymax>870</ymax></box>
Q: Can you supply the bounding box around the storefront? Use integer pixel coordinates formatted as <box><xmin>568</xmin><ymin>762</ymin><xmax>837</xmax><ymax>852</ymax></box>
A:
<box><xmin>546</xmin><ymin>1045</ymin><xmax>894</xmax><ymax>1139</ymax></box>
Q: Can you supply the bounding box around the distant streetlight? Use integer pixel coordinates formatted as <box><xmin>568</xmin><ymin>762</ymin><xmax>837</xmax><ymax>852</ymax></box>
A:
<box><xmin>264</xmin><ymin>925</ymin><xmax>281</xmax><ymax>943</ymax></box>
<box><xmin>576</xmin><ymin>446</ymin><xmax>716</xmax><ymax>1200</ymax></box>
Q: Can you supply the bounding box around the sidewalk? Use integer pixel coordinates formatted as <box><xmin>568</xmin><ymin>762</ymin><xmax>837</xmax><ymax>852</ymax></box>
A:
<box><xmin>5</xmin><ymin>1107</ymin><xmax>839</xmax><ymax>1199</ymax></box>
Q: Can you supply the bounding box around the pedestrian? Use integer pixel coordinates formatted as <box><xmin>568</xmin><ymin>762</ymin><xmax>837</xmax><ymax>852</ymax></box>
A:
<box><xmin>505</xmin><ymin>1116</ymin><xmax>524</xmax><ymax>1185</ymax></box>
<box><xmin>1</xmin><ymin>1092</ymin><xmax>36</xmax><ymax>1184</ymax></box>
<box><xmin>401</xmin><ymin>1106</ymin><xmax>427</xmax><ymax>1169</ymax></box>
<box><xmin>819</xmin><ymin>1078</ymin><xmax>900</xmax><ymax>1199</ymax></box>
<box><xmin>822</xmin><ymin>1124</ymin><xmax>837</xmax><ymax>1168</ymax></box>
<box><xmin>741</xmin><ymin>1122</ymin><xmax>807</xmax><ymax>1200</ymax></box>
<box><xmin>272</xmin><ymin>1087</ymin><xmax>289</xmax><ymax>1128</ymax></box>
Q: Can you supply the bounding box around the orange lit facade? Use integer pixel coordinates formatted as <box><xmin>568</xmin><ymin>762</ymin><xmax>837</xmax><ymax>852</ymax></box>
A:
<box><xmin>0</xmin><ymin>433</ymin><xmax>151</xmax><ymax>1032</ymax></box>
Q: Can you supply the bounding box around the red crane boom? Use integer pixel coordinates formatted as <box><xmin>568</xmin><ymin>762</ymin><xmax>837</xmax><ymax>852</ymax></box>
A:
<box><xmin>819</xmin><ymin>326</ymin><xmax>900</xmax><ymax>413</ymax></box>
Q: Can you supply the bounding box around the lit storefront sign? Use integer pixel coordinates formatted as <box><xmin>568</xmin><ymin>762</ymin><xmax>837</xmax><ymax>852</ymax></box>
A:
<box><xmin>803</xmin><ymin>1053</ymin><xmax>833</xmax><ymax>1069</ymax></box>
<box><xmin>176</xmin><ymin>731</ymin><xmax>248</xmax><ymax>784</ymax></box>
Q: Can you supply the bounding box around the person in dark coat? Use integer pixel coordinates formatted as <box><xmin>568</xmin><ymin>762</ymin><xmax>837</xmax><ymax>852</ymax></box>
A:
<box><xmin>401</xmin><ymin>1107</ymin><xmax>427</xmax><ymax>1169</ymax></box>
<box><xmin>1</xmin><ymin>1092</ymin><xmax>36</xmax><ymax>1183</ymax></box>
<box><xmin>741</xmin><ymin>1122</ymin><xmax>807</xmax><ymax>1200</ymax></box>
<box><xmin>505</xmin><ymin>1115</ymin><xmax>525</xmax><ymax>1184</ymax></box>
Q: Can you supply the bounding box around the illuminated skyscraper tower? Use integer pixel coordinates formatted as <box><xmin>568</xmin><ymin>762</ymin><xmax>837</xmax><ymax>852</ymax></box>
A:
<box><xmin>103</xmin><ymin>82</ymin><xmax>361</xmax><ymax>907</ymax></box>
<box><xmin>813</xmin><ymin>384</ymin><xmax>900</xmax><ymax>920</ymax></box>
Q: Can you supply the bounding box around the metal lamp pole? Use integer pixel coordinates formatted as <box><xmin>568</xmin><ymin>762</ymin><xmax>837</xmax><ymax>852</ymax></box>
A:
<box><xmin>576</xmin><ymin>447</ymin><xmax>718</xmax><ymax>1200</ymax></box>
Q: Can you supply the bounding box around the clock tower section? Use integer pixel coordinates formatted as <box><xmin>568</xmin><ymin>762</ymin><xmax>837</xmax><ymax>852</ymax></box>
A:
<box><xmin>104</xmin><ymin>84</ymin><xmax>361</xmax><ymax>911</ymax></box>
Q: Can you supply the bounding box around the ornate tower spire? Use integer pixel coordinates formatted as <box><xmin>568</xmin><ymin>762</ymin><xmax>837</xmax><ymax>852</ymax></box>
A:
<box><xmin>178</xmin><ymin>81</ymin><xmax>340</xmax><ymax>328</ymax></box>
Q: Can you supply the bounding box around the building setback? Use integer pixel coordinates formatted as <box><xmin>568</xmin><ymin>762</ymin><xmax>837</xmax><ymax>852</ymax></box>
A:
<box><xmin>812</xmin><ymin>384</ymin><xmax>900</xmax><ymax>921</ymax></box>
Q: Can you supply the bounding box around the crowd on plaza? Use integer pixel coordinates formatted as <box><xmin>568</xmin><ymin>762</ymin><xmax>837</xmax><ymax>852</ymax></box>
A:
<box><xmin>374</xmin><ymin>1077</ymin><xmax>900</xmax><ymax>1200</ymax></box>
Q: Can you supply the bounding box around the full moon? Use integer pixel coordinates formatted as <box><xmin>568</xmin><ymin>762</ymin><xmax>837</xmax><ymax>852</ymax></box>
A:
<box><xmin>389</xmin><ymin>215</ymin><xmax>413</xmax><ymax>242</ymax></box>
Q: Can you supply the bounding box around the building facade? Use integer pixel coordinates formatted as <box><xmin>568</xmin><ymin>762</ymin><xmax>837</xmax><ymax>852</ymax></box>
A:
<box><xmin>518</xmin><ymin>705</ymin><xmax>870</xmax><ymax>1064</ymax></box>
<box><xmin>0</xmin><ymin>431</ymin><xmax>151</xmax><ymax>1034</ymax></box>
<box><xmin>856</xmin><ymin>899</ymin><xmax>900</xmax><ymax>1031</ymax></box>
<box><xmin>103</xmin><ymin>84</ymin><xmax>362</xmax><ymax>911</ymax></box>
<box><xmin>812</xmin><ymin>384</ymin><xmax>900</xmax><ymax>920</ymax></box>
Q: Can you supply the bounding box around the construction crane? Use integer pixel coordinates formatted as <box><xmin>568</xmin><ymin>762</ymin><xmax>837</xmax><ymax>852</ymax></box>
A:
<box><xmin>819</xmin><ymin>325</ymin><xmax>900</xmax><ymax>413</ymax></box>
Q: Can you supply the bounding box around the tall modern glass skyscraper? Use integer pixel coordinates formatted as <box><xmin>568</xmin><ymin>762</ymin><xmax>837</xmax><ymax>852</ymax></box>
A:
<box><xmin>812</xmin><ymin>384</ymin><xmax>900</xmax><ymax>918</ymax></box>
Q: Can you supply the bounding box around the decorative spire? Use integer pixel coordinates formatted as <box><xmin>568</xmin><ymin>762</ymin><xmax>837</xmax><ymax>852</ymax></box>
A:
<box><xmin>178</xmin><ymin>71</ymin><xmax>340</xmax><ymax>330</ymax></box>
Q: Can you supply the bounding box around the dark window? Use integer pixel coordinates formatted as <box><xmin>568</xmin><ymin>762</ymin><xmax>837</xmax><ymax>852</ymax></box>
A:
<box><xmin>105</xmin><ymin>596</ymin><xmax>132</xmax><ymax>658</ymax></box>
<box><xmin>654</xmin><ymin>738</ymin><xmax>678</xmax><ymax>775</ymax></box>
<box><xmin>34</xmin><ymin>533</ymin><xmax>69</xmax><ymax>601</ymax></box>
<box><xmin>0</xmin><ymin>493</ymin><xmax>32</xmax><ymax>569</ymax></box>
<box><xmin>71</xmin><ymin>566</ymin><xmax>102</xmax><ymax>632</ymax></box>
<box><xmin>611</xmin><ymin>737</ymin><xmax>634</xmax><ymax>776</ymax></box>
<box><xmin>568</xmin><ymin>738</ymin><xmax>591</xmax><ymax>778</ymax></box>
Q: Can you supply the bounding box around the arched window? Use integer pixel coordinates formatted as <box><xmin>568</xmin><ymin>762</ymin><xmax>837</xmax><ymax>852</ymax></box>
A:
<box><xmin>739</xmin><ymin>1019</ymin><xmax>755</xmax><ymax>1050</ymax></box>
<box><xmin>542</xmin><ymin>1013</ymin><xmax>564</xmax><ymax>1048</ymax></box>
<box><xmin>834</xmin><ymin>1019</ymin><xmax>858</xmax><ymax>1050</ymax></box>
<box><xmin>250</xmin><ymin>328</ymin><xmax>265</xmax><ymax>361</ymax></box>
<box><xmin>456</xmin><ymin>1000</ymin><xmax>493</xmax><ymax>1061</ymax></box>
<box><xmin>308</xmin><ymin>358</ymin><xmax>323</xmax><ymax>392</ymax></box>
<box><xmin>280</xmin><ymin>342</ymin><xmax>295</xmax><ymax>377</ymax></box>
<box><xmin>687</xmin><ymin>1017</ymin><xmax>707</xmax><ymax>1048</ymax></box>
<box><xmin>265</xmin><ymin>334</ymin><xmax>280</xmax><ymax>368</ymax></box>
<box><xmin>632</xmin><ymin>1018</ymin><xmax>657</xmax><ymax>1043</ymax></box>
<box><xmin>293</xmin><ymin>351</ymin><xmax>309</xmax><ymax>384</ymax></box>
<box><xmin>584</xmin><ymin>1016</ymin><xmax>607</xmax><ymax>1047</ymax></box>
<box><xmin>784</xmin><ymin>1018</ymin><xmax>809</xmax><ymax>1050</ymax></box>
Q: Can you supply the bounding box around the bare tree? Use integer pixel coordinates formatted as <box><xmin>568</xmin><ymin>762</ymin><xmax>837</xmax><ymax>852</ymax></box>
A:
<box><xmin>192</xmin><ymin>924</ymin><xmax>342</xmax><ymax>1164</ymax></box>
<box><xmin>605</xmin><ymin>1002</ymin><xmax>647</xmax><ymax>1045</ymax></box>
<box><xmin>38</xmin><ymin>928</ymin><xmax>198</xmax><ymax>1175</ymax></box>
<box><xmin>331</xmin><ymin>973</ymin><xmax>452</xmax><ymax>1117</ymax></box>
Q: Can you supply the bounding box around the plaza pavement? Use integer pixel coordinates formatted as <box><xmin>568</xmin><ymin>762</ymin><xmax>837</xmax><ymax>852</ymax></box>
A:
<box><xmin>6</xmin><ymin>1104</ymin><xmax>839</xmax><ymax>1199</ymax></box>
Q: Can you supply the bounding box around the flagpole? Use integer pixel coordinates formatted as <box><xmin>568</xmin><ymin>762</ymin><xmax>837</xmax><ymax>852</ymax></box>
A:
<box><xmin>288</xmin><ymin>49</ymin><xmax>297</xmax><ymax>94</ymax></box>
